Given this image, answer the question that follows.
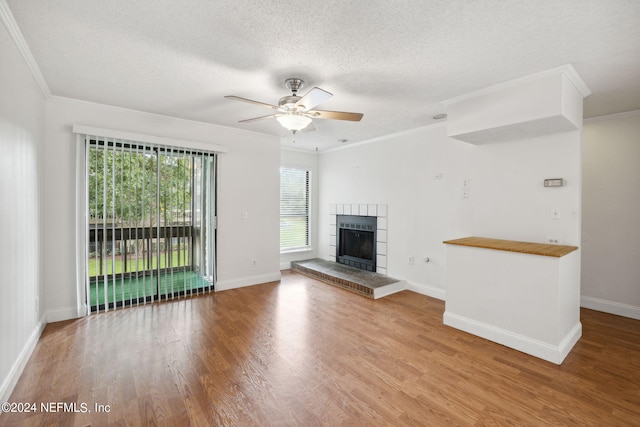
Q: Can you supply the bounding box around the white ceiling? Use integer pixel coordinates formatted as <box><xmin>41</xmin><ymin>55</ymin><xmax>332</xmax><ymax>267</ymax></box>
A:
<box><xmin>6</xmin><ymin>0</ymin><xmax>640</xmax><ymax>151</ymax></box>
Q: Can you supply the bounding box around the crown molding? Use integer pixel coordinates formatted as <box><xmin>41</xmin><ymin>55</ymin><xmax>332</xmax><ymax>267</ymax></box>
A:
<box><xmin>584</xmin><ymin>108</ymin><xmax>640</xmax><ymax>123</ymax></box>
<box><xmin>442</xmin><ymin>64</ymin><xmax>591</xmax><ymax>106</ymax></box>
<box><xmin>280</xmin><ymin>144</ymin><xmax>320</xmax><ymax>154</ymax></box>
<box><xmin>321</xmin><ymin>120</ymin><xmax>448</xmax><ymax>154</ymax></box>
<box><xmin>50</xmin><ymin>95</ymin><xmax>278</xmax><ymax>142</ymax></box>
<box><xmin>0</xmin><ymin>0</ymin><xmax>51</xmax><ymax>97</ymax></box>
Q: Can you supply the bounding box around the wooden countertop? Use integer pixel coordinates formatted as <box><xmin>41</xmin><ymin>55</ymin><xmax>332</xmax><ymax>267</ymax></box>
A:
<box><xmin>443</xmin><ymin>236</ymin><xmax>579</xmax><ymax>257</ymax></box>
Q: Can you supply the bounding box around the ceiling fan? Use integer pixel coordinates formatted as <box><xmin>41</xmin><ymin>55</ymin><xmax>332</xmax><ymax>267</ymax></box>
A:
<box><xmin>225</xmin><ymin>78</ymin><xmax>363</xmax><ymax>135</ymax></box>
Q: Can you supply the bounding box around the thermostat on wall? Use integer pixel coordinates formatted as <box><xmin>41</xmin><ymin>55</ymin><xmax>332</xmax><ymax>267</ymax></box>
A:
<box><xmin>544</xmin><ymin>178</ymin><xmax>563</xmax><ymax>187</ymax></box>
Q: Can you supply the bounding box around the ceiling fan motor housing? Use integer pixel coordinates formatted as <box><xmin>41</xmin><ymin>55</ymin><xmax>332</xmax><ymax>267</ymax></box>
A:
<box><xmin>279</xmin><ymin>95</ymin><xmax>302</xmax><ymax>110</ymax></box>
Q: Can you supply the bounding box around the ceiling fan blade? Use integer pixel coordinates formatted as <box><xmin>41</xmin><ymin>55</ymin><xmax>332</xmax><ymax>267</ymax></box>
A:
<box><xmin>307</xmin><ymin>109</ymin><xmax>363</xmax><ymax>121</ymax></box>
<box><xmin>238</xmin><ymin>114</ymin><xmax>278</xmax><ymax>123</ymax></box>
<box><xmin>225</xmin><ymin>95</ymin><xmax>279</xmax><ymax>110</ymax></box>
<box><xmin>295</xmin><ymin>87</ymin><xmax>333</xmax><ymax>111</ymax></box>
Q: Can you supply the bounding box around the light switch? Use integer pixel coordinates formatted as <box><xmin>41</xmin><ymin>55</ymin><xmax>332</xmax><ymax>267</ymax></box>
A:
<box><xmin>551</xmin><ymin>208</ymin><xmax>561</xmax><ymax>219</ymax></box>
<box><xmin>462</xmin><ymin>178</ymin><xmax>470</xmax><ymax>199</ymax></box>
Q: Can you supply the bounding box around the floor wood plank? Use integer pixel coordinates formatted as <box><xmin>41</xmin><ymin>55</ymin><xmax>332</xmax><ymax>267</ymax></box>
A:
<box><xmin>2</xmin><ymin>270</ymin><xmax>639</xmax><ymax>426</ymax></box>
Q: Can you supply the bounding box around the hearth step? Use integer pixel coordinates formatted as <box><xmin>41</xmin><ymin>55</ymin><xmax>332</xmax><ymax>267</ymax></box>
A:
<box><xmin>290</xmin><ymin>258</ymin><xmax>405</xmax><ymax>299</ymax></box>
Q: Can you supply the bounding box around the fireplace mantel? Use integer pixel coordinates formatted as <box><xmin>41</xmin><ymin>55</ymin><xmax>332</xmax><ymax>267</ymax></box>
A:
<box><xmin>329</xmin><ymin>204</ymin><xmax>388</xmax><ymax>275</ymax></box>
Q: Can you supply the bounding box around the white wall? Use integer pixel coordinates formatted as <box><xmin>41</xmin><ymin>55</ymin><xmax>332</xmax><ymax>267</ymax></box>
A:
<box><xmin>318</xmin><ymin>123</ymin><xmax>582</xmax><ymax>299</ymax></box>
<box><xmin>0</xmin><ymin>19</ymin><xmax>45</xmax><ymax>401</ymax></box>
<box><xmin>279</xmin><ymin>148</ymin><xmax>319</xmax><ymax>269</ymax></box>
<box><xmin>43</xmin><ymin>97</ymin><xmax>282</xmax><ymax>320</ymax></box>
<box><xmin>582</xmin><ymin>111</ymin><xmax>640</xmax><ymax>319</ymax></box>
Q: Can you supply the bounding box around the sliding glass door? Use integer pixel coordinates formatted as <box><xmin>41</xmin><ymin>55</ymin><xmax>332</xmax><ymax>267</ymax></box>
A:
<box><xmin>86</xmin><ymin>139</ymin><xmax>216</xmax><ymax>312</ymax></box>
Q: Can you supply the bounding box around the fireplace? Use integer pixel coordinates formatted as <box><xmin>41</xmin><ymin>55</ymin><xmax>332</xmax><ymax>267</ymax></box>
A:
<box><xmin>336</xmin><ymin>215</ymin><xmax>377</xmax><ymax>271</ymax></box>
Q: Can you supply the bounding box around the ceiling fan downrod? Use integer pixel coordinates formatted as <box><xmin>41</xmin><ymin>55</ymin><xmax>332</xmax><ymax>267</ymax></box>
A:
<box><xmin>284</xmin><ymin>78</ymin><xmax>304</xmax><ymax>95</ymax></box>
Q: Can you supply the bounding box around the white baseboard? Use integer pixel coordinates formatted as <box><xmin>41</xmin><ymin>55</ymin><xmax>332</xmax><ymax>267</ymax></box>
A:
<box><xmin>46</xmin><ymin>307</ymin><xmax>79</xmax><ymax>323</ymax></box>
<box><xmin>581</xmin><ymin>296</ymin><xmax>640</xmax><ymax>320</ymax></box>
<box><xmin>44</xmin><ymin>272</ymin><xmax>284</xmax><ymax>320</ymax></box>
<box><xmin>280</xmin><ymin>261</ymin><xmax>291</xmax><ymax>270</ymax></box>
<box><xmin>216</xmin><ymin>271</ymin><xmax>282</xmax><ymax>292</ymax></box>
<box><xmin>406</xmin><ymin>281</ymin><xmax>445</xmax><ymax>301</ymax></box>
<box><xmin>0</xmin><ymin>321</ymin><xmax>45</xmax><ymax>402</ymax></box>
<box><xmin>443</xmin><ymin>311</ymin><xmax>582</xmax><ymax>365</ymax></box>
<box><xmin>373</xmin><ymin>281</ymin><xmax>406</xmax><ymax>299</ymax></box>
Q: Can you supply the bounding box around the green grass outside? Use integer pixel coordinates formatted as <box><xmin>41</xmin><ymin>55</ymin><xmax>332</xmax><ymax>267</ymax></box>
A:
<box><xmin>89</xmin><ymin>249</ymin><xmax>188</xmax><ymax>277</ymax></box>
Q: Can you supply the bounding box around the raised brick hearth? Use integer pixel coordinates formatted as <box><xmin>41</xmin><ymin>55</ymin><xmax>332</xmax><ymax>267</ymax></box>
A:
<box><xmin>291</xmin><ymin>258</ymin><xmax>404</xmax><ymax>299</ymax></box>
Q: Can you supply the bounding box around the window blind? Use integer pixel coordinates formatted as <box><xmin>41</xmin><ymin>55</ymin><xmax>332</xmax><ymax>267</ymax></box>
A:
<box><xmin>280</xmin><ymin>167</ymin><xmax>310</xmax><ymax>251</ymax></box>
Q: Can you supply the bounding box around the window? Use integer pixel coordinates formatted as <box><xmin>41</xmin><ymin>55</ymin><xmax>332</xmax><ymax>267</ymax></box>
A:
<box><xmin>280</xmin><ymin>167</ymin><xmax>311</xmax><ymax>252</ymax></box>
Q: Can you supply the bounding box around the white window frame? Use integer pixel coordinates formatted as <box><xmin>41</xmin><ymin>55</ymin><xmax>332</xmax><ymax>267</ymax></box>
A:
<box><xmin>279</xmin><ymin>166</ymin><xmax>312</xmax><ymax>253</ymax></box>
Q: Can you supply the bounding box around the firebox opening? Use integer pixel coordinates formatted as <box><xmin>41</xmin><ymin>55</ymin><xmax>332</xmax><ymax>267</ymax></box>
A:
<box><xmin>336</xmin><ymin>215</ymin><xmax>377</xmax><ymax>272</ymax></box>
<box><xmin>339</xmin><ymin>229</ymin><xmax>374</xmax><ymax>261</ymax></box>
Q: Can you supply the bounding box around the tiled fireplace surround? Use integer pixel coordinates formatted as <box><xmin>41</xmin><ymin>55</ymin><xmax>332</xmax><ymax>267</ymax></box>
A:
<box><xmin>329</xmin><ymin>204</ymin><xmax>388</xmax><ymax>275</ymax></box>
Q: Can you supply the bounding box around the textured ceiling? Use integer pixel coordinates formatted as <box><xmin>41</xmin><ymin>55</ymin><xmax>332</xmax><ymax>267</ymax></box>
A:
<box><xmin>6</xmin><ymin>0</ymin><xmax>640</xmax><ymax>151</ymax></box>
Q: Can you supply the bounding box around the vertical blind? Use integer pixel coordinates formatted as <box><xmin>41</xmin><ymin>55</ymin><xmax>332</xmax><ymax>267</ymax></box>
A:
<box><xmin>280</xmin><ymin>167</ymin><xmax>310</xmax><ymax>251</ymax></box>
<box><xmin>85</xmin><ymin>137</ymin><xmax>217</xmax><ymax>312</ymax></box>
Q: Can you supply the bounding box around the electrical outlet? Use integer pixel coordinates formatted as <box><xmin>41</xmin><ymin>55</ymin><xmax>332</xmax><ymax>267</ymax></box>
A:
<box><xmin>252</xmin><ymin>259</ymin><xmax>257</xmax><ymax>267</ymax></box>
<box><xmin>408</xmin><ymin>256</ymin><xmax>414</xmax><ymax>265</ymax></box>
<box><xmin>546</xmin><ymin>237</ymin><xmax>562</xmax><ymax>244</ymax></box>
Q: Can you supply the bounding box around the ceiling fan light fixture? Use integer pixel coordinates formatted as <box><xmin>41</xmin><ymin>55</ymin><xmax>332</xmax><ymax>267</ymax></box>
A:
<box><xmin>276</xmin><ymin>114</ymin><xmax>312</xmax><ymax>131</ymax></box>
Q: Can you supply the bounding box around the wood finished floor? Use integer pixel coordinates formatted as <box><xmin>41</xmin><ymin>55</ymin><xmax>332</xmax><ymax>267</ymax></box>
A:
<box><xmin>3</xmin><ymin>270</ymin><xmax>640</xmax><ymax>426</ymax></box>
